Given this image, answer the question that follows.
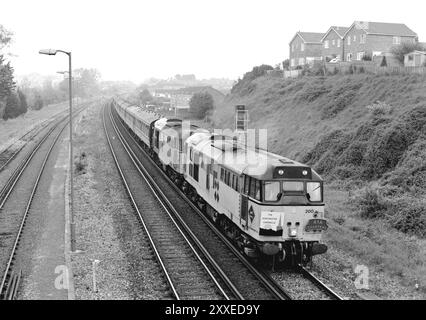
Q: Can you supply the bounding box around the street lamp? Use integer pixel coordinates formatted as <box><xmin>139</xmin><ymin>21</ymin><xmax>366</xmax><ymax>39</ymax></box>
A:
<box><xmin>39</xmin><ymin>48</ymin><xmax>76</xmax><ymax>252</ymax></box>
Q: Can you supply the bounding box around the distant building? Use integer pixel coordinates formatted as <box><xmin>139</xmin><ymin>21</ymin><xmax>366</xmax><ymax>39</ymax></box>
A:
<box><xmin>170</xmin><ymin>94</ymin><xmax>191</xmax><ymax>110</ymax></box>
<box><xmin>288</xmin><ymin>21</ymin><xmax>419</xmax><ymax>65</ymax></box>
<box><xmin>343</xmin><ymin>21</ymin><xmax>418</xmax><ymax>62</ymax></box>
<box><xmin>289</xmin><ymin>31</ymin><xmax>323</xmax><ymax>69</ymax></box>
<box><xmin>404</xmin><ymin>51</ymin><xmax>426</xmax><ymax>67</ymax></box>
<box><xmin>321</xmin><ymin>26</ymin><xmax>349</xmax><ymax>62</ymax></box>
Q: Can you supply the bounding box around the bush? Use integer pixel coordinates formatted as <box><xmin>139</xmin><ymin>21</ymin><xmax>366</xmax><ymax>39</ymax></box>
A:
<box><xmin>389</xmin><ymin>199</ymin><xmax>426</xmax><ymax>237</ymax></box>
<box><xmin>365</xmin><ymin>100</ymin><xmax>393</xmax><ymax>115</ymax></box>
<box><xmin>352</xmin><ymin>187</ymin><xmax>388</xmax><ymax>219</ymax></box>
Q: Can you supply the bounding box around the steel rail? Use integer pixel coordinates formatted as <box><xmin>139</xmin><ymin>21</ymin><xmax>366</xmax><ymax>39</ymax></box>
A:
<box><xmin>105</xmin><ymin>104</ymin><xmax>232</xmax><ymax>300</ymax></box>
<box><xmin>0</xmin><ymin>104</ymin><xmax>88</xmax><ymax>298</ymax></box>
<box><xmin>110</xmin><ymin>102</ymin><xmax>293</xmax><ymax>300</ymax></box>
<box><xmin>297</xmin><ymin>264</ymin><xmax>344</xmax><ymax>300</ymax></box>
<box><xmin>0</xmin><ymin>116</ymin><xmax>71</xmax><ymax>297</ymax></box>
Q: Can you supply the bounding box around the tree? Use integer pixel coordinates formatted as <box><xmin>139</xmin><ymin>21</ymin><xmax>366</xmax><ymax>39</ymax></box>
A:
<box><xmin>3</xmin><ymin>90</ymin><xmax>21</xmax><ymax>120</ymax></box>
<box><xmin>189</xmin><ymin>91</ymin><xmax>214</xmax><ymax>119</ymax></box>
<box><xmin>381</xmin><ymin>56</ymin><xmax>387</xmax><ymax>67</ymax></box>
<box><xmin>391</xmin><ymin>42</ymin><xmax>426</xmax><ymax>65</ymax></box>
<box><xmin>0</xmin><ymin>24</ymin><xmax>13</xmax><ymax>51</ymax></box>
<box><xmin>17</xmin><ymin>89</ymin><xmax>28</xmax><ymax>114</ymax></box>
<box><xmin>138</xmin><ymin>88</ymin><xmax>153</xmax><ymax>105</ymax></box>
<box><xmin>282</xmin><ymin>59</ymin><xmax>290</xmax><ymax>70</ymax></box>
<box><xmin>0</xmin><ymin>54</ymin><xmax>15</xmax><ymax>118</ymax></box>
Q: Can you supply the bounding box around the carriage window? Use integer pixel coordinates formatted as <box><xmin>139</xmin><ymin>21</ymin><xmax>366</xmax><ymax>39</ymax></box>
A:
<box><xmin>226</xmin><ymin>171</ymin><xmax>230</xmax><ymax>186</ymax></box>
<box><xmin>264</xmin><ymin>181</ymin><xmax>281</xmax><ymax>201</ymax></box>
<box><xmin>235</xmin><ymin>176</ymin><xmax>239</xmax><ymax>191</ymax></box>
<box><xmin>244</xmin><ymin>176</ymin><xmax>249</xmax><ymax>194</ymax></box>
<box><xmin>249</xmin><ymin>178</ymin><xmax>256</xmax><ymax>199</ymax></box>
<box><xmin>220</xmin><ymin>168</ymin><xmax>224</xmax><ymax>181</ymax></box>
<box><xmin>255</xmin><ymin>180</ymin><xmax>261</xmax><ymax>201</ymax></box>
<box><xmin>232</xmin><ymin>175</ymin><xmax>235</xmax><ymax>189</ymax></box>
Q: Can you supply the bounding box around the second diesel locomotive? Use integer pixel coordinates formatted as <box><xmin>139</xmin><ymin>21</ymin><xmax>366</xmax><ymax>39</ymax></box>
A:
<box><xmin>113</xmin><ymin>98</ymin><xmax>328</xmax><ymax>266</ymax></box>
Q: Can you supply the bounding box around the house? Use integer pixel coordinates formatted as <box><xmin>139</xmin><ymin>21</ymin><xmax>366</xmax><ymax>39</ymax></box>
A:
<box><xmin>404</xmin><ymin>51</ymin><xmax>426</xmax><ymax>67</ymax></box>
<box><xmin>289</xmin><ymin>31</ymin><xmax>323</xmax><ymax>69</ymax></box>
<box><xmin>321</xmin><ymin>26</ymin><xmax>349</xmax><ymax>61</ymax></box>
<box><xmin>343</xmin><ymin>21</ymin><xmax>418</xmax><ymax>62</ymax></box>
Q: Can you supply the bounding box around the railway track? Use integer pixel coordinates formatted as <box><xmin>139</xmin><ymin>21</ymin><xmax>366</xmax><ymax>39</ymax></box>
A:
<box><xmin>104</xmin><ymin>104</ymin><xmax>233</xmax><ymax>300</ymax></box>
<box><xmin>0</xmin><ymin>104</ymin><xmax>87</xmax><ymax>300</ymax></box>
<box><xmin>297</xmin><ymin>265</ymin><xmax>343</xmax><ymax>300</ymax></box>
<box><xmin>106</xmin><ymin>102</ymin><xmax>293</xmax><ymax>300</ymax></box>
<box><xmin>0</xmin><ymin>109</ymin><xmax>71</xmax><ymax>174</ymax></box>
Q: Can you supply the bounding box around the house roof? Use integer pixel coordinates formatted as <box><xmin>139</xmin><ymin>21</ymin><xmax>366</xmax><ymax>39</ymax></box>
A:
<box><xmin>405</xmin><ymin>50</ymin><xmax>426</xmax><ymax>56</ymax></box>
<box><xmin>289</xmin><ymin>31</ymin><xmax>324</xmax><ymax>45</ymax></box>
<box><xmin>321</xmin><ymin>26</ymin><xmax>349</xmax><ymax>41</ymax></box>
<box><xmin>345</xmin><ymin>21</ymin><xmax>417</xmax><ymax>37</ymax></box>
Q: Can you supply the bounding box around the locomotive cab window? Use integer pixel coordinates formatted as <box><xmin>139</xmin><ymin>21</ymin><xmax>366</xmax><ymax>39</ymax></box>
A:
<box><xmin>264</xmin><ymin>181</ymin><xmax>281</xmax><ymax>202</ymax></box>
<box><xmin>306</xmin><ymin>182</ymin><xmax>322</xmax><ymax>202</ymax></box>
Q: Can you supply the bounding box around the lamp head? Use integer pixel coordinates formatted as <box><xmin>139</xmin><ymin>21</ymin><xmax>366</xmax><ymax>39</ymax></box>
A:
<box><xmin>39</xmin><ymin>49</ymin><xmax>57</xmax><ymax>55</ymax></box>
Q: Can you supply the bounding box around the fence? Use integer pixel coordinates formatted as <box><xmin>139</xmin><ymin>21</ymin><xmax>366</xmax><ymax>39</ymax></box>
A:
<box><xmin>283</xmin><ymin>70</ymin><xmax>302</xmax><ymax>78</ymax></box>
<box><xmin>324</xmin><ymin>61</ymin><xmax>426</xmax><ymax>75</ymax></box>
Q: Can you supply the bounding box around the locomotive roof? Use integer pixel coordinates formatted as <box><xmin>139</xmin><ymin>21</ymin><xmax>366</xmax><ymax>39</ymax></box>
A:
<box><xmin>186</xmin><ymin>133</ymin><xmax>322</xmax><ymax>181</ymax></box>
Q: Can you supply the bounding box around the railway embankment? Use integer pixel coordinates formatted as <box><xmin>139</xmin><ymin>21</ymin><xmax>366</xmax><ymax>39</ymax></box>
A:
<box><xmin>211</xmin><ymin>71</ymin><xmax>426</xmax><ymax>299</ymax></box>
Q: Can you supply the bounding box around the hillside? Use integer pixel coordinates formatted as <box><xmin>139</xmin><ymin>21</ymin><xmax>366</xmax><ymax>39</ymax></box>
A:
<box><xmin>211</xmin><ymin>72</ymin><xmax>426</xmax><ymax>296</ymax></box>
<box><xmin>212</xmin><ymin>73</ymin><xmax>426</xmax><ymax>236</ymax></box>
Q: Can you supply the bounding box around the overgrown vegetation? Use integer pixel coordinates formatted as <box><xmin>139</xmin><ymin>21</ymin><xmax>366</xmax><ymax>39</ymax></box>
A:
<box><xmin>213</xmin><ymin>72</ymin><xmax>426</xmax><ymax>238</ymax></box>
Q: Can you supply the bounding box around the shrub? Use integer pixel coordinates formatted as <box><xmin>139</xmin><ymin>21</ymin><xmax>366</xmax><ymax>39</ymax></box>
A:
<box><xmin>389</xmin><ymin>199</ymin><xmax>426</xmax><ymax>237</ymax></box>
<box><xmin>366</xmin><ymin>100</ymin><xmax>393</xmax><ymax>115</ymax></box>
<box><xmin>74</xmin><ymin>152</ymin><xmax>87</xmax><ymax>175</ymax></box>
<box><xmin>352</xmin><ymin>187</ymin><xmax>388</xmax><ymax>219</ymax></box>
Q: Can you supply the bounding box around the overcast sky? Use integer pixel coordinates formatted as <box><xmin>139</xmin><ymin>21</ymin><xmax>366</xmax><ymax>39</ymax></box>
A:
<box><xmin>1</xmin><ymin>0</ymin><xmax>425</xmax><ymax>83</ymax></box>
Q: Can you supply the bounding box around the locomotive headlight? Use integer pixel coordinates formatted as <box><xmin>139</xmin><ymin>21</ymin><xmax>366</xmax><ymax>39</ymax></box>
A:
<box><xmin>302</xmin><ymin>170</ymin><xmax>308</xmax><ymax>176</ymax></box>
<box><xmin>289</xmin><ymin>227</ymin><xmax>297</xmax><ymax>237</ymax></box>
<box><xmin>278</xmin><ymin>169</ymin><xmax>284</xmax><ymax>176</ymax></box>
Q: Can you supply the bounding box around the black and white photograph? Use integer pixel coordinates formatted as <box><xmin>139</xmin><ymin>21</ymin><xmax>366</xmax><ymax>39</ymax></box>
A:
<box><xmin>0</xmin><ymin>0</ymin><xmax>425</xmax><ymax>310</ymax></box>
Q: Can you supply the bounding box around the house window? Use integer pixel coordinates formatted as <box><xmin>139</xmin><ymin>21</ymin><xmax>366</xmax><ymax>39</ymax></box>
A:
<box><xmin>353</xmin><ymin>35</ymin><xmax>356</xmax><ymax>42</ymax></box>
<box><xmin>298</xmin><ymin>57</ymin><xmax>305</xmax><ymax>65</ymax></box>
<box><xmin>301</xmin><ymin>43</ymin><xmax>305</xmax><ymax>51</ymax></box>
<box><xmin>347</xmin><ymin>37</ymin><xmax>351</xmax><ymax>45</ymax></box>
<box><xmin>408</xmin><ymin>55</ymin><xmax>413</xmax><ymax>61</ymax></box>
<box><xmin>357</xmin><ymin>52</ymin><xmax>365</xmax><ymax>60</ymax></box>
<box><xmin>393</xmin><ymin>36</ymin><xmax>401</xmax><ymax>45</ymax></box>
<box><xmin>337</xmin><ymin>39</ymin><xmax>341</xmax><ymax>47</ymax></box>
<box><xmin>290</xmin><ymin>58</ymin><xmax>295</xmax><ymax>67</ymax></box>
<box><xmin>332</xmin><ymin>39</ymin><xmax>335</xmax><ymax>46</ymax></box>
<box><xmin>324</xmin><ymin>40</ymin><xmax>329</xmax><ymax>49</ymax></box>
<box><xmin>360</xmin><ymin>34</ymin><xmax>366</xmax><ymax>44</ymax></box>
<box><xmin>291</xmin><ymin>44</ymin><xmax>295</xmax><ymax>52</ymax></box>
<box><xmin>347</xmin><ymin>53</ymin><xmax>352</xmax><ymax>61</ymax></box>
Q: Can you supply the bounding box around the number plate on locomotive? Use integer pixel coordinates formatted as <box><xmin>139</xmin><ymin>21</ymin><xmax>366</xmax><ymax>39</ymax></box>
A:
<box><xmin>305</xmin><ymin>219</ymin><xmax>328</xmax><ymax>232</ymax></box>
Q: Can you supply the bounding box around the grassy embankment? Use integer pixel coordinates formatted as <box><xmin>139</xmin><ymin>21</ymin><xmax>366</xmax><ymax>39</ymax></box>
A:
<box><xmin>211</xmin><ymin>73</ymin><xmax>426</xmax><ymax>294</ymax></box>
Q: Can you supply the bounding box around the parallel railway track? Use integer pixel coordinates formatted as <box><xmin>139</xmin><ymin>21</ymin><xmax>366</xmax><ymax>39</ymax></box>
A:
<box><xmin>0</xmin><ymin>104</ymin><xmax>87</xmax><ymax>300</ymax></box>
<box><xmin>106</xmin><ymin>102</ymin><xmax>293</xmax><ymax>300</ymax></box>
<box><xmin>104</xmin><ymin>104</ymin><xmax>231</xmax><ymax>300</ymax></box>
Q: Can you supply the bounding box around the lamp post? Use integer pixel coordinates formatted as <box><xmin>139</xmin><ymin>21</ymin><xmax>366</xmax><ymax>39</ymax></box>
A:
<box><xmin>39</xmin><ymin>49</ymin><xmax>76</xmax><ymax>252</ymax></box>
